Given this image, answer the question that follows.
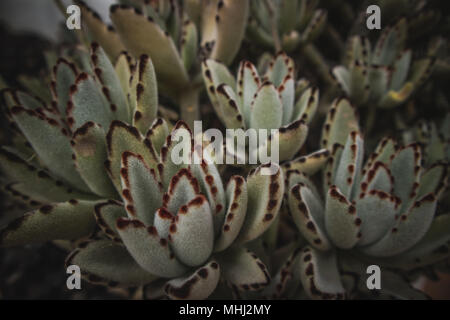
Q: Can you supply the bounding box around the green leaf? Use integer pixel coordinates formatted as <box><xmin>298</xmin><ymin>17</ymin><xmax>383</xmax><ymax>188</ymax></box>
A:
<box><xmin>0</xmin><ymin>148</ymin><xmax>89</xmax><ymax>203</ymax></box>
<box><xmin>165</xmin><ymin>260</ymin><xmax>220</xmax><ymax>300</ymax></box>
<box><xmin>389</xmin><ymin>143</ymin><xmax>422</xmax><ymax>211</ymax></box>
<box><xmin>265</xmin><ymin>52</ymin><xmax>294</xmax><ymax>87</ymax></box>
<box><xmin>67</xmin><ymin>239</ymin><xmax>157</xmax><ymax>286</ymax></box>
<box><xmin>279</xmin><ymin>75</ymin><xmax>295</xmax><ymax>125</ymax></box>
<box><xmin>191</xmin><ymin>158</ymin><xmax>226</xmax><ymax>235</ymax></box>
<box><xmin>72</xmin><ymin>122</ymin><xmax>118</xmax><ymax>198</ymax></box>
<box><xmin>416</xmin><ymin>162</ymin><xmax>448</xmax><ymax>199</ymax></box>
<box><xmin>130</xmin><ymin>55</ymin><xmax>158</xmax><ymax>133</ymax></box>
<box><xmin>237</xmin><ymin>60</ymin><xmax>260</xmax><ymax>128</ymax></box>
<box><xmin>325</xmin><ymin>185</ymin><xmax>360</xmax><ymax>249</ymax></box>
<box><xmin>359</xmin><ymin>161</ymin><xmax>394</xmax><ymax>195</ymax></box>
<box><xmin>91</xmin><ymin>43</ymin><xmax>130</xmax><ymax>122</ymax></box>
<box><xmin>10</xmin><ymin>107</ymin><xmax>89</xmax><ymax>192</ymax></box>
<box><xmin>163</xmin><ymin>168</ymin><xmax>200</xmax><ymax>219</ymax></box>
<box><xmin>94</xmin><ymin>200</ymin><xmax>127</xmax><ymax>242</ymax></box>
<box><xmin>321</xmin><ymin>98</ymin><xmax>359</xmax><ymax>150</ymax></box>
<box><xmin>120</xmin><ymin>151</ymin><xmax>163</xmax><ymax>225</ymax></box>
<box><xmin>0</xmin><ymin>200</ymin><xmax>98</xmax><ymax>247</ymax></box>
<box><xmin>208</xmin><ymin>0</ymin><xmax>249</xmax><ymax>65</ymax></box>
<box><xmin>390</xmin><ymin>50</ymin><xmax>411</xmax><ymax>91</ymax></box>
<box><xmin>217</xmin><ymin>248</ymin><xmax>270</xmax><ymax>292</ymax></box>
<box><xmin>68</xmin><ymin>73</ymin><xmax>113</xmax><ymax>131</ymax></box>
<box><xmin>250</xmin><ymin>83</ymin><xmax>283</xmax><ymax>130</ymax></box>
<box><xmin>236</xmin><ymin>163</ymin><xmax>284</xmax><ymax>244</ymax></box>
<box><xmin>356</xmin><ymin>190</ymin><xmax>398</xmax><ymax>246</ymax></box>
<box><xmin>215</xmin><ymin>175</ymin><xmax>248</xmax><ymax>252</ymax></box>
<box><xmin>169</xmin><ymin>195</ymin><xmax>214</xmax><ymax>267</ymax></box>
<box><xmin>215</xmin><ymin>84</ymin><xmax>245</xmax><ymax>129</ymax></box>
<box><xmin>146</xmin><ymin>117</ymin><xmax>170</xmax><ymax>155</ymax></box>
<box><xmin>288</xmin><ymin>183</ymin><xmax>330</xmax><ymax>251</ymax></box>
<box><xmin>110</xmin><ymin>5</ymin><xmax>189</xmax><ymax>90</ymax></box>
<box><xmin>160</xmin><ymin>121</ymin><xmax>192</xmax><ymax>189</ymax></box>
<box><xmin>76</xmin><ymin>0</ymin><xmax>126</xmax><ymax>61</ymax></box>
<box><xmin>106</xmin><ymin>121</ymin><xmax>158</xmax><ymax>192</ymax></box>
<box><xmin>361</xmin><ymin>193</ymin><xmax>437</xmax><ymax>257</ymax></box>
<box><xmin>180</xmin><ymin>19</ymin><xmax>198</xmax><ymax>72</ymax></box>
<box><xmin>284</xmin><ymin>149</ymin><xmax>329</xmax><ymax>176</ymax></box>
<box><xmin>292</xmin><ymin>87</ymin><xmax>319</xmax><ymax>124</ymax></box>
<box><xmin>299</xmin><ymin>246</ymin><xmax>345</xmax><ymax>300</ymax></box>
<box><xmin>116</xmin><ymin>217</ymin><xmax>188</xmax><ymax>278</ymax></box>
<box><xmin>334</xmin><ymin>132</ymin><xmax>364</xmax><ymax>200</ymax></box>
<box><xmin>51</xmin><ymin>58</ymin><xmax>78</xmax><ymax>118</ymax></box>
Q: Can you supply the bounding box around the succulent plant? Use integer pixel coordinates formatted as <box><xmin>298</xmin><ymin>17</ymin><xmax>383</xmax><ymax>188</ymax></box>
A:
<box><xmin>65</xmin><ymin>122</ymin><xmax>285</xmax><ymax>299</ymax></box>
<box><xmin>202</xmin><ymin>52</ymin><xmax>329</xmax><ymax>173</ymax></box>
<box><xmin>75</xmin><ymin>0</ymin><xmax>249</xmax><ymax>126</ymax></box>
<box><xmin>331</xmin><ymin>18</ymin><xmax>435</xmax><ymax>109</ymax></box>
<box><xmin>280</xmin><ymin>98</ymin><xmax>449</xmax><ymax>299</ymax></box>
<box><xmin>246</xmin><ymin>0</ymin><xmax>326</xmax><ymax>52</ymax></box>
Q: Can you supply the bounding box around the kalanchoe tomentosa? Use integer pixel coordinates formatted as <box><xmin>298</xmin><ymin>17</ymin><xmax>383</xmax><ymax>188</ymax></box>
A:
<box><xmin>202</xmin><ymin>52</ymin><xmax>329</xmax><ymax>173</ymax></box>
<box><xmin>246</xmin><ymin>0</ymin><xmax>327</xmax><ymax>52</ymax></box>
<box><xmin>65</xmin><ymin>121</ymin><xmax>285</xmax><ymax>299</ymax></box>
<box><xmin>76</xmin><ymin>0</ymin><xmax>249</xmax><ymax>125</ymax></box>
<box><xmin>279</xmin><ymin>98</ymin><xmax>449</xmax><ymax>299</ymax></box>
<box><xmin>332</xmin><ymin>18</ymin><xmax>435</xmax><ymax>109</ymax></box>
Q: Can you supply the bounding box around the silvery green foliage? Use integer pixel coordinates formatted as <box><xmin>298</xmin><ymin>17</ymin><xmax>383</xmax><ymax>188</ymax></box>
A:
<box><xmin>332</xmin><ymin>18</ymin><xmax>435</xmax><ymax>108</ymax></box>
<box><xmin>202</xmin><ymin>52</ymin><xmax>329</xmax><ymax>173</ymax></box>
<box><xmin>247</xmin><ymin>0</ymin><xmax>327</xmax><ymax>52</ymax></box>
<box><xmin>0</xmin><ymin>41</ymin><xmax>287</xmax><ymax>299</ymax></box>
<box><xmin>67</xmin><ymin>123</ymin><xmax>285</xmax><ymax>299</ymax></box>
<box><xmin>76</xmin><ymin>0</ymin><xmax>248</xmax><ymax>91</ymax></box>
<box><xmin>277</xmin><ymin>98</ymin><xmax>449</xmax><ymax>299</ymax></box>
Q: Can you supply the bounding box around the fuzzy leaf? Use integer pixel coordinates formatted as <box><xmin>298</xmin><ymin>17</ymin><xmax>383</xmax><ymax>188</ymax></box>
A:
<box><xmin>271</xmin><ymin>120</ymin><xmax>308</xmax><ymax>162</ymax></box>
<box><xmin>160</xmin><ymin>122</ymin><xmax>192</xmax><ymax>189</ymax></box>
<box><xmin>91</xmin><ymin>43</ymin><xmax>129</xmax><ymax>122</ymax></box>
<box><xmin>51</xmin><ymin>58</ymin><xmax>78</xmax><ymax>117</ymax></box>
<box><xmin>292</xmin><ymin>87</ymin><xmax>319</xmax><ymax>124</ymax></box>
<box><xmin>325</xmin><ymin>185</ymin><xmax>360</xmax><ymax>249</ymax></box>
<box><xmin>163</xmin><ymin>168</ymin><xmax>200</xmax><ymax>215</ymax></box>
<box><xmin>289</xmin><ymin>184</ymin><xmax>330</xmax><ymax>251</ymax></box>
<box><xmin>169</xmin><ymin>195</ymin><xmax>214</xmax><ymax>267</ymax></box>
<box><xmin>120</xmin><ymin>152</ymin><xmax>162</xmax><ymax>225</ymax></box>
<box><xmin>215</xmin><ymin>84</ymin><xmax>245</xmax><ymax>129</ymax></box>
<box><xmin>334</xmin><ymin>132</ymin><xmax>364</xmax><ymax>200</ymax></box>
<box><xmin>356</xmin><ymin>190</ymin><xmax>398</xmax><ymax>246</ymax></box>
<box><xmin>361</xmin><ymin>193</ymin><xmax>437</xmax><ymax>257</ymax></box>
<box><xmin>94</xmin><ymin>200</ymin><xmax>127</xmax><ymax>242</ymax></box>
<box><xmin>237</xmin><ymin>60</ymin><xmax>260</xmax><ymax>128</ymax></box>
<box><xmin>165</xmin><ymin>260</ymin><xmax>220</xmax><ymax>300</ymax></box>
<box><xmin>299</xmin><ymin>246</ymin><xmax>345</xmax><ymax>300</ymax></box>
<box><xmin>0</xmin><ymin>200</ymin><xmax>98</xmax><ymax>247</ymax></box>
<box><xmin>116</xmin><ymin>218</ymin><xmax>187</xmax><ymax>277</ymax></box>
<box><xmin>215</xmin><ymin>175</ymin><xmax>248</xmax><ymax>252</ymax></box>
<box><xmin>0</xmin><ymin>148</ymin><xmax>88</xmax><ymax>203</ymax></box>
<box><xmin>130</xmin><ymin>55</ymin><xmax>158</xmax><ymax>133</ymax></box>
<box><xmin>208</xmin><ymin>0</ymin><xmax>249</xmax><ymax>65</ymax></box>
<box><xmin>218</xmin><ymin>248</ymin><xmax>270</xmax><ymax>292</ymax></box>
<box><xmin>321</xmin><ymin>98</ymin><xmax>359</xmax><ymax>150</ymax></box>
<box><xmin>236</xmin><ymin>163</ymin><xmax>284</xmax><ymax>243</ymax></box>
<box><xmin>180</xmin><ymin>19</ymin><xmax>198</xmax><ymax>72</ymax></box>
<box><xmin>106</xmin><ymin>121</ymin><xmax>158</xmax><ymax>191</ymax></box>
<box><xmin>68</xmin><ymin>73</ymin><xmax>113</xmax><ymax>131</ymax></box>
<box><xmin>72</xmin><ymin>122</ymin><xmax>117</xmax><ymax>198</ymax></box>
<box><xmin>191</xmin><ymin>159</ymin><xmax>226</xmax><ymax>235</ymax></box>
<box><xmin>66</xmin><ymin>239</ymin><xmax>157</xmax><ymax>286</ymax></box>
<box><xmin>110</xmin><ymin>5</ymin><xmax>189</xmax><ymax>90</ymax></box>
<box><xmin>10</xmin><ymin>107</ymin><xmax>89</xmax><ymax>192</ymax></box>
<box><xmin>250</xmin><ymin>83</ymin><xmax>283</xmax><ymax>130</ymax></box>
<box><xmin>76</xmin><ymin>0</ymin><xmax>125</xmax><ymax>60</ymax></box>
<box><xmin>416</xmin><ymin>163</ymin><xmax>448</xmax><ymax>199</ymax></box>
<box><xmin>284</xmin><ymin>149</ymin><xmax>329</xmax><ymax>176</ymax></box>
<box><xmin>146</xmin><ymin>118</ymin><xmax>170</xmax><ymax>155</ymax></box>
